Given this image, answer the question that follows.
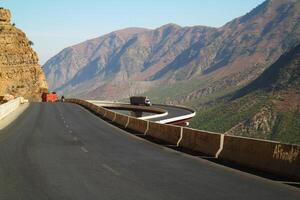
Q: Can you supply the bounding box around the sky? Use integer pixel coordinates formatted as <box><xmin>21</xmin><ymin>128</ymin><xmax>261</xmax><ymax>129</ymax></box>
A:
<box><xmin>1</xmin><ymin>0</ymin><xmax>265</xmax><ymax>65</ymax></box>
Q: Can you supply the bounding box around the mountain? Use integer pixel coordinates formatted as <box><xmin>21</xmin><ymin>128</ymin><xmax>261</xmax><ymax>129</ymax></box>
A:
<box><xmin>144</xmin><ymin>0</ymin><xmax>300</xmax><ymax>105</ymax></box>
<box><xmin>44</xmin><ymin>28</ymin><xmax>148</xmax><ymax>92</ymax></box>
<box><xmin>0</xmin><ymin>8</ymin><xmax>48</xmax><ymax>100</ymax></box>
<box><xmin>191</xmin><ymin>44</ymin><xmax>300</xmax><ymax>144</ymax></box>
<box><xmin>44</xmin><ymin>0</ymin><xmax>300</xmax><ymax>101</ymax></box>
<box><xmin>44</xmin><ymin>24</ymin><xmax>215</xmax><ymax>98</ymax></box>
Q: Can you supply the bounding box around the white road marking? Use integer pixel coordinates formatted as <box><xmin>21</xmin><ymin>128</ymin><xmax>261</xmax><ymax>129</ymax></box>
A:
<box><xmin>112</xmin><ymin>113</ymin><xmax>117</xmax><ymax>121</ymax></box>
<box><xmin>176</xmin><ymin>127</ymin><xmax>184</xmax><ymax>147</ymax></box>
<box><xmin>125</xmin><ymin>117</ymin><xmax>130</xmax><ymax>128</ymax></box>
<box><xmin>215</xmin><ymin>134</ymin><xmax>225</xmax><ymax>158</ymax></box>
<box><xmin>102</xmin><ymin>164</ymin><xmax>120</xmax><ymax>176</ymax></box>
<box><xmin>144</xmin><ymin>121</ymin><xmax>149</xmax><ymax>136</ymax></box>
<box><xmin>80</xmin><ymin>146</ymin><xmax>88</xmax><ymax>153</ymax></box>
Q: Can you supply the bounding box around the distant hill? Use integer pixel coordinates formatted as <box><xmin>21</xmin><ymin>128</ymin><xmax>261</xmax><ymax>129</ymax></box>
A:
<box><xmin>44</xmin><ymin>0</ymin><xmax>300</xmax><ymax>101</ymax></box>
<box><xmin>191</xmin><ymin>44</ymin><xmax>300</xmax><ymax>144</ymax></box>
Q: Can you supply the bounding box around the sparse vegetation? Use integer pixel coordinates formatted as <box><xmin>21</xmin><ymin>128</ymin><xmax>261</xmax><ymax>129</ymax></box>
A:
<box><xmin>190</xmin><ymin>93</ymin><xmax>269</xmax><ymax>132</ymax></box>
<box><xmin>190</xmin><ymin>44</ymin><xmax>300</xmax><ymax>144</ymax></box>
<box><xmin>29</xmin><ymin>40</ymin><xmax>34</xmax><ymax>46</ymax></box>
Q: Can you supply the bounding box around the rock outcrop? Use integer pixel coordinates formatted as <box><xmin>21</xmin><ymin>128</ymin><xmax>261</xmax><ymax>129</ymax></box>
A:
<box><xmin>0</xmin><ymin>8</ymin><xmax>48</xmax><ymax>101</ymax></box>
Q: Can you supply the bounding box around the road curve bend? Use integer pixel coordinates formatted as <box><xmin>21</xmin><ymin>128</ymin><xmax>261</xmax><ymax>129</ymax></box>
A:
<box><xmin>88</xmin><ymin>100</ymin><xmax>196</xmax><ymax>124</ymax></box>
<box><xmin>149</xmin><ymin>104</ymin><xmax>195</xmax><ymax>124</ymax></box>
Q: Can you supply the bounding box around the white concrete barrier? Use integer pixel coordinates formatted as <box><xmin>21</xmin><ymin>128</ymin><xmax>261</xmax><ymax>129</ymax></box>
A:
<box><xmin>153</xmin><ymin>104</ymin><xmax>196</xmax><ymax>124</ymax></box>
<box><xmin>0</xmin><ymin>97</ymin><xmax>23</xmax><ymax>121</ymax></box>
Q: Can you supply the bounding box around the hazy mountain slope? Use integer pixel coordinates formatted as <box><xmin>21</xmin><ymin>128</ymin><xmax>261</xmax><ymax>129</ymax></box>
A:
<box><xmin>143</xmin><ymin>0</ymin><xmax>300</xmax><ymax>105</ymax></box>
<box><xmin>44</xmin><ymin>0</ymin><xmax>300</xmax><ymax>102</ymax></box>
<box><xmin>190</xmin><ymin>44</ymin><xmax>300</xmax><ymax>144</ymax></box>
<box><xmin>44</xmin><ymin>28</ymin><xmax>148</xmax><ymax>90</ymax></box>
<box><xmin>44</xmin><ymin>25</ymin><xmax>215</xmax><ymax>98</ymax></box>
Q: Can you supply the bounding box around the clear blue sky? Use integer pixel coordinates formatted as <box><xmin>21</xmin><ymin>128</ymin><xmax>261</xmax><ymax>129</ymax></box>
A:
<box><xmin>1</xmin><ymin>0</ymin><xmax>265</xmax><ymax>64</ymax></box>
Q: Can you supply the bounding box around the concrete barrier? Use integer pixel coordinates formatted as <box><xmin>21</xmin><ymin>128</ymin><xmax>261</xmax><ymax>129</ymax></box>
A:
<box><xmin>219</xmin><ymin>135</ymin><xmax>300</xmax><ymax>180</ymax></box>
<box><xmin>0</xmin><ymin>97</ymin><xmax>22</xmax><ymax>121</ymax></box>
<box><xmin>84</xmin><ymin>101</ymin><xmax>91</xmax><ymax>108</ymax></box>
<box><xmin>114</xmin><ymin>113</ymin><xmax>129</xmax><ymax>127</ymax></box>
<box><xmin>67</xmin><ymin>98</ymin><xmax>300</xmax><ymax>180</ymax></box>
<box><xmin>95</xmin><ymin>106</ymin><xmax>106</xmax><ymax>116</ymax></box>
<box><xmin>178</xmin><ymin>128</ymin><xmax>221</xmax><ymax>157</ymax></box>
<box><xmin>147</xmin><ymin>121</ymin><xmax>181</xmax><ymax>145</ymax></box>
<box><xmin>127</xmin><ymin>117</ymin><xmax>148</xmax><ymax>134</ymax></box>
<box><xmin>105</xmin><ymin>110</ymin><xmax>116</xmax><ymax>121</ymax></box>
<box><xmin>87</xmin><ymin>101</ymin><xmax>166</xmax><ymax>114</ymax></box>
<box><xmin>89</xmin><ymin>103</ymin><xmax>97</xmax><ymax>110</ymax></box>
<box><xmin>153</xmin><ymin>103</ymin><xmax>196</xmax><ymax>124</ymax></box>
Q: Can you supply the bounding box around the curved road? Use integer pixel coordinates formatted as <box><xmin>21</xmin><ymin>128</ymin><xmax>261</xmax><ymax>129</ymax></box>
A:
<box><xmin>0</xmin><ymin>103</ymin><xmax>299</xmax><ymax>200</ymax></box>
<box><xmin>88</xmin><ymin>100</ymin><xmax>195</xmax><ymax>123</ymax></box>
<box><xmin>150</xmin><ymin>104</ymin><xmax>194</xmax><ymax>123</ymax></box>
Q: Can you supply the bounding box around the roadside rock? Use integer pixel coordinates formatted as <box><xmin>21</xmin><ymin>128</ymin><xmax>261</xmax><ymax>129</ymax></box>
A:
<box><xmin>0</xmin><ymin>8</ymin><xmax>48</xmax><ymax>101</ymax></box>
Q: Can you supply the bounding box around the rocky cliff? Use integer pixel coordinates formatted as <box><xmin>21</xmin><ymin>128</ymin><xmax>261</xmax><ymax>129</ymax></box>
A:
<box><xmin>0</xmin><ymin>8</ymin><xmax>48</xmax><ymax>101</ymax></box>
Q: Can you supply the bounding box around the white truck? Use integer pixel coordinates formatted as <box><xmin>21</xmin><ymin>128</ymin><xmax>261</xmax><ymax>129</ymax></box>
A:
<box><xmin>130</xmin><ymin>96</ymin><xmax>152</xmax><ymax>106</ymax></box>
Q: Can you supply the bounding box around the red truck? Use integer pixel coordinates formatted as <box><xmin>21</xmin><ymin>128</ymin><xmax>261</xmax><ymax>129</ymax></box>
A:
<box><xmin>42</xmin><ymin>92</ymin><xmax>58</xmax><ymax>102</ymax></box>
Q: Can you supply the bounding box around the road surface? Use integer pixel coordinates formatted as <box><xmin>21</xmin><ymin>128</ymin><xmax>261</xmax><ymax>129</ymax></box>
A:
<box><xmin>0</xmin><ymin>102</ymin><xmax>299</xmax><ymax>200</ymax></box>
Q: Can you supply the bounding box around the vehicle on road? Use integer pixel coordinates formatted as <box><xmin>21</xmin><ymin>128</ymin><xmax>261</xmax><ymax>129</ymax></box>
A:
<box><xmin>42</xmin><ymin>92</ymin><xmax>58</xmax><ymax>102</ymax></box>
<box><xmin>130</xmin><ymin>96</ymin><xmax>152</xmax><ymax>106</ymax></box>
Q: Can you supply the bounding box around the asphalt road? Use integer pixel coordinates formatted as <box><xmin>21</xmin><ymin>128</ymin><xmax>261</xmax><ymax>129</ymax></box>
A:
<box><xmin>0</xmin><ymin>102</ymin><xmax>299</xmax><ymax>200</ymax></box>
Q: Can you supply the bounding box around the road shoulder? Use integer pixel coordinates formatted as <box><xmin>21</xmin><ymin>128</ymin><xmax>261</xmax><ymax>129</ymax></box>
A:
<box><xmin>0</xmin><ymin>102</ymin><xmax>29</xmax><ymax>131</ymax></box>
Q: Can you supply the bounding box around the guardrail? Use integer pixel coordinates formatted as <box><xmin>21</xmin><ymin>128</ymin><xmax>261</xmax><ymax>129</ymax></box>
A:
<box><xmin>88</xmin><ymin>102</ymin><xmax>166</xmax><ymax>113</ymax></box>
<box><xmin>152</xmin><ymin>103</ymin><xmax>196</xmax><ymax>124</ymax></box>
<box><xmin>87</xmin><ymin>100</ymin><xmax>169</xmax><ymax>121</ymax></box>
<box><xmin>67</xmin><ymin>98</ymin><xmax>300</xmax><ymax>181</ymax></box>
<box><xmin>0</xmin><ymin>97</ymin><xmax>24</xmax><ymax>120</ymax></box>
<box><xmin>88</xmin><ymin>100</ymin><xmax>196</xmax><ymax>123</ymax></box>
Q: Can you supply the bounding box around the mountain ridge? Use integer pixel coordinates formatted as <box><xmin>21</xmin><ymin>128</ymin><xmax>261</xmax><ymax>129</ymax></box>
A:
<box><xmin>44</xmin><ymin>0</ymin><xmax>300</xmax><ymax>103</ymax></box>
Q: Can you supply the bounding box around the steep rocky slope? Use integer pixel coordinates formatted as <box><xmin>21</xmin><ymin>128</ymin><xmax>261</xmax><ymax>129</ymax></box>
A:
<box><xmin>44</xmin><ymin>0</ymin><xmax>300</xmax><ymax>101</ymax></box>
<box><xmin>44</xmin><ymin>24</ymin><xmax>215</xmax><ymax>99</ymax></box>
<box><xmin>0</xmin><ymin>8</ymin><xmax>48</xmax><ymax>100</ymax></box>
<box><xmin>144</xmin><ymin>0</ymin><xmax>300</xmax><ymax>105</ymax></box>
<box><xmin>44</xmin><ymin>27</ymin><xmax>148</xmax><ymax>91</ymax></box>
<box><xmin>191</xmin><ymin>44</ymin><xmax>300</xmax><ymax>144</ymax></box>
